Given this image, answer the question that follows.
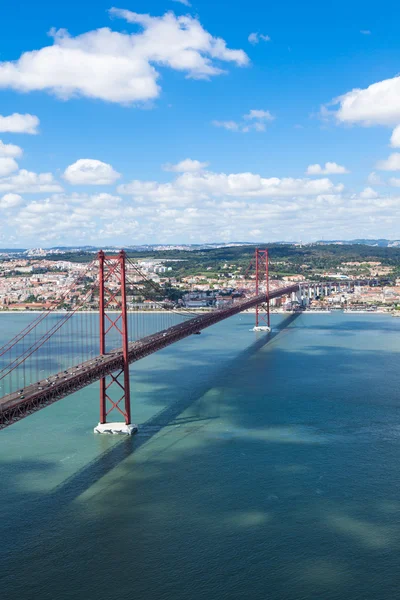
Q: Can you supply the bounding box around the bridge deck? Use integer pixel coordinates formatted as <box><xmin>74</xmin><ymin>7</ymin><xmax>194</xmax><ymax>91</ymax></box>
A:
<box><xmin>0</xmin><ymin>284</ymin><xmax>300</xmax><ymax>429</ymax></box>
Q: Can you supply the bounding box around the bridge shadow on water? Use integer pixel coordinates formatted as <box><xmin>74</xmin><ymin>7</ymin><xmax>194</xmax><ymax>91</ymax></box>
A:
<box><xmin>47</xmin><ymin>312</ymin><xmax>302</xmax><ymax>504</ymax></box>
<box><xmin>0</xmin><ymin>312</ymin><xmax>300</xmax><ymax>574</ymax></box>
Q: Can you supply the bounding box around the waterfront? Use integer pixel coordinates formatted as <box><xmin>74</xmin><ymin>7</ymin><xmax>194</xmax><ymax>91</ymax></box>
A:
<box><xmin>1</xmin><ymin>312</ymin><xmax>400</xmax><ymax>599</ymax></box>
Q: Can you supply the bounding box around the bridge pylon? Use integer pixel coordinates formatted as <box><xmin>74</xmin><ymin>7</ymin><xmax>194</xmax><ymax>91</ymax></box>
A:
<box><xmin>253</xmin><ymin>248</ymin><xmax>271</xmax><ymax>332</ymax></box>
<box><xmin>94</xmin><ymin>250</ymin><xmax>137</xmax><ymax>435</ymax></box>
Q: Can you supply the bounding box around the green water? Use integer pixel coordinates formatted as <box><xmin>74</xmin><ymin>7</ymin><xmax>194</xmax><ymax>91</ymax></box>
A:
<box><xmin>1</xmin><ymin>312</ymin><xmax>400</xmax><ymax>600</ymax></box>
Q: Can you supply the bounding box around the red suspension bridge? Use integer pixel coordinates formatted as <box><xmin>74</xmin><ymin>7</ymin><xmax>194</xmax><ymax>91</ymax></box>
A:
<box><xmin>0</xmin><ymin>249</ymin><xmax>344</xmax><ymax>433</ymax></box>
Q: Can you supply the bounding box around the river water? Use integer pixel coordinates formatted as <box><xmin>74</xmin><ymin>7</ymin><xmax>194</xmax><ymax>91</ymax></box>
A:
<box><xmin>1</xmin><ymin>312</ymin><xmax>400</xmax><ymax>600</ymax></box>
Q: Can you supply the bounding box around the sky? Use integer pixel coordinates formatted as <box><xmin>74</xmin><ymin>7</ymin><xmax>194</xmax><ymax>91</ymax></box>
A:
<box><xmin>0</xmin><ymin>0</ymin><xmax>400</xmax><ymax>247</ymax></box>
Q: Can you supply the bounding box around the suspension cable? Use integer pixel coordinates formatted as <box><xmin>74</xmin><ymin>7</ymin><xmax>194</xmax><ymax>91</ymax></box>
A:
<box><xmin>126</xmin><ymin>257</ymin><xmax>200</xmax><ymax>318</ymax></box>
<box><xmin>0</xmin><ymin>260</ymin><xmax>97</xmax><ymax>357</ymax></box>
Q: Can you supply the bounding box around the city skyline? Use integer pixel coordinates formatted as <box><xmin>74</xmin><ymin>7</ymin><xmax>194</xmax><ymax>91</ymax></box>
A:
<box><xmin>1</xmin><ymin>0</ymin><xmax>400</xmax><ymax>246</ymax></box>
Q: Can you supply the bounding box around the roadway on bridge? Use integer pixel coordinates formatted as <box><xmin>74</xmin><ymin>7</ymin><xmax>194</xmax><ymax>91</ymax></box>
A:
<box><xmin>0</xmin><ymin>285</ymin><xmax>300</xmax><ymax>429</ymax></box>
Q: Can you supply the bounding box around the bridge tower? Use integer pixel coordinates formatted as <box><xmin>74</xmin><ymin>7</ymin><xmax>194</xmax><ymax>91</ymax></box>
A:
<box><xmin>94</xmin><ymin>250</ymin><xmax>137</xmax><ymax>435</ymax></box>
<box><xmin>254</xmin><ymin>248</ymin><xmax>271</xmax><ymax>331</ymax></box>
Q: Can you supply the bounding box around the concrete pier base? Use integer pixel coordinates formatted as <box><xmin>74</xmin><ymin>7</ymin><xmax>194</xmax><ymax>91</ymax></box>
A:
<box><xmin>251</xmin><ymin>326</ymin><xmax>271</xmax><ymax>332</ymax></box>
<box><xmin>94</xmin><ymin>422</ymin><xmax>138</xmax><ymax>435</ymax></box>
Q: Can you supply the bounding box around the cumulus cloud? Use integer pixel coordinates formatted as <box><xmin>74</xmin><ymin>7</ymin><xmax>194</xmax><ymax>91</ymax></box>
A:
<box><xmin>3</xmin><ymin>177</ymin><xmax>400</xmax><ymax>246</ymax></box>
<box><xmin>212</xmin><ymin>120</ymin><xmax>240</xmax><ymax>131</ymax></box>
<box><xmin>0</xmin><ymin>10</ymin><xmax>248</xmax><ymax>105</ymax></box>
<box><xmin>0</xmin><ymin>140</ymin><xmax>23</xmax><ymax>158</ymax></box>
<box><xmin>0</xmin><ymin>113</ymin><xmax>39</xmax><ymax>134</ymax></box>
<box><xmin>213</xmin><ymin>109</ymin><xmax>274</xmax><ymax>133</ymax></box>
<box><xmin>367</xmin><ymin>172</ymin><xmax>383</xmax><ymax>185</ymax></box>
<box><xmin>325</xmin><ymin>75</ymin><xmax>400</xmax><ymax>126</ymax></box>
<box><xmin>10</xmin><ymin>198</ymin><xmax>96</xmax><ymax>242</ymax></box>
<box><xmin>390</xmin><ymin>125</ymin><xmax>400</xmax><ymax>148</ymax></box>
<box><xmin>306</xmin><ymin>162</ymin><xmax>349</xmax><ymax>175</ymax></box>
<box><xmin>0</xmin><ymin>170</ymin><xmax>63</xmax><ymax>193</ymax></box>
<box><xmin>359</xmin><ymin>187</ymin><xmax>378</xmax><ymax>199</ymax></box>
<box><xmin>1</xmin><ymin>157</ymin><xmax>399</xmax><ymax>246</ymax></box>
<box><xmin>0</xmin><ymin>158</ymin><xmax>19</xmax><ymax>177</ymax></box>
<box><xmin>376</xmin><ymin>153</ymin><xmax>400</xmax><ymax>171</ymax></box>
<box><xmin>0</xmin><ymin>193</ymin><xmax>23</xmax><ymax>209</ymax></box>
<box><xmin>248</xmin><ymin>33</ymin><xmax>271</xmax><ymax>44</ymax></box>
<box><xmin>63</xmin><ymin>159</ymin><xmax>121</xmax><ymax>185</ymax></box>
<box><xmin>244</xmin><ymin>109</ymin><xmax>274</xmax><ymax>121</ymax></box>
<box><xmin>163</xmin><ymin>158</ymin><xmax>209</xmax><ymax>172</ymax></box>
<box><xmin>172</xmin><ymin>0</ymin><xmax>191</xmax><ymax>6</ymax></box>
<box><xmin>3</xmin><ymin>192</ymin><xmax>139</xmax><ymax>243</ymax></box>
<box><xmin>118</xmin><ymin>167</ymin><xmax>344</xmax><ymax>200</ymax></box>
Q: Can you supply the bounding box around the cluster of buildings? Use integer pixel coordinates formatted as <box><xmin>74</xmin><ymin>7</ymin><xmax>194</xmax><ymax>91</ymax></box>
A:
<box><xmin>288</xmin><ymin>283</ymin><xmax>400</xmax><ymax>312</ymax></box>
<box><xmin>324</xmin><ymin>261</ymin><xmax>394</xmax><ymax>279</ymax></box>
<box><xmin>136</xmin><ymin>260</ymin><xmax>174</xmax><ymax>275</ymax></box>
<box><xmin>329</xmin><ymin>284</ymin><xmax>400</xmax><ymax>310</ymax></box>
<box><xmin>0</xmin><ymin>259</ymin><xmax>91</xmax><ymax>310</ymax></box>
<box><xmin>1</xmin><ymin>255</ymin><xmax>400</xmax><ymax>314</ymax></box>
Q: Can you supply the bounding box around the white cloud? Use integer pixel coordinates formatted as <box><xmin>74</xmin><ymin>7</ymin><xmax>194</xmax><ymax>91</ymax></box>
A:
<box><xmin>99</xmin><ymin>220</ymin><xmax>140</xmax><ymax>237</ymax></box>
<box><xmin>244</xmin><ymin>109</ymin><xmax>274</xmax><ymax>121</ymax></box>
<box><xmin>1</xmin><ymin>158</ymin><xmax>399</xmax><ymax>245</ymax></box>
<box><xmin>248</xmin><ymin>33</ymin><xmax>271</xmax><ymax>45</ymax></box>
<box><xmin>0</xmin><ymin>158</ymin><xmax>19</xmax><ymax>177</ymax></box>
<box><xmin>213</xmin><ymin>109</ymin><xmax>274</xmax><ymax>133</ymax></box>
<box><xmin>0</xmin><ymin>11</ymin><xmax>248</xmax><ymax>105</ymax></box>
<box><xmin>360</xmin><ymin>30</ymin><xmax>371</xmax><ymax>35</ymax></box>
<box><xmin>388</xmin><ymin>178</ymin><xmax>400</xmax><ymax>187</ymax></box>
<box><xmin>172</xmin><ymin>0</ymin><xmax>191</xmax><ymax>6</ymax></box>
<box><xmin>3</xmin><ymin>181</ymin><xmax>400</xmax><ymax>246</ymax></box>
<box><xmin>390</xmin><ymin>125</ymin><xmax>400</xmax><ymax>148</ymax></box>
<box><xmin>63</xmin><ymin>159</ymin><xmax>121</xmax><ymax>185</ymax></box>
<box><xmin>0</xmin><ymin>193</ymin><xmax>23</xmax><ymax>209</ymax></box>
<box><xmin>75</xmin><ymin>192</ymin><xmax>122</xmax><ymax>208</ymax></box>
<box><xmin>0</xmin><ymin>113</ymin><xmax>39</xmax><ymax>134</ymax></box>
<box><xmin>0</xmin><ymin>170</ymin><xmax>63</xmax><ymax>193</ymax></box>
<box><xmin>174</xmin><ymin>171</ymin><xmax>343</xmax><ymax>197</ymax></box>
<box><xmin>3</xmin><ymin>192</ymin><xmax>137</xmax><ymax>243</ymax></box>
<box><xmin>0</xmin><ymin>140</ymin><xmax>23</xmax><ymax>158</ymax></box>
<box><xmin>118</xmin><ymin>167</ymin><xmax>344</xmax><ymax>200</ymax></box>
<box><xmin>360</xmin><ymin>187</ymin><xmax>378</xmax><ymax>199</ymax></box>
<box><xmin>367</xmin><ymin>172</ymin><xmax>383</xmax><ymax>185</ymax></box>
<box><xmin>249</xmin><ymin>228</ymin><xmax>262</xmax><ymax>237</ymax></box>
<box><xmin>10</xmin><ymin>197</ymin><xmax>96</xmax><ymax>241</ymax></box>
<box><xmin>212</xmin><ymin>120</ymin><xmax>240</xmax><ymax>131</ymax></box>
<box><xmin>376</xmin><ymin>153</ymin><xmax>400</xmax><ymax>171</ymax></box>
<box><xmin>163</xmin><ymin>158</ymin><xmax>209</xmax><ymax>172</ymax></box>
<box><xmin>326</xmin><ymin>75</ymin><xmax>400</xmax><ymax>126</ymax></box>
<box><xmin>306</xmin><ymin>162</ymin><xmax>349</xmax><ymax>175</ymax></box>
<box><xmin>111</xmin><ymin>177</ymin><xmax>400</xmax><ymax>244</ymax></box>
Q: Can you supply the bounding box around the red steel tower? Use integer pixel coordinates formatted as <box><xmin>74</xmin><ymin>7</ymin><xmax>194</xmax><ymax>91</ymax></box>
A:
<box><xmin>96</xmin><ymin>250</ymin><xmax>135</xmax><ymax>434</ymax></box>
<box><xmin>254</xmin><ymin>248</ymin><xmax>271</xmax><ymax>329</ymax></box>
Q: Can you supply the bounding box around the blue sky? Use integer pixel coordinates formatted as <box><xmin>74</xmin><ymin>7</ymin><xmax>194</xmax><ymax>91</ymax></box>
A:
<box><xmin>0</xmin><ymin>0</ymin><xmax>400</xmax><ymax>246</ymax></box>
